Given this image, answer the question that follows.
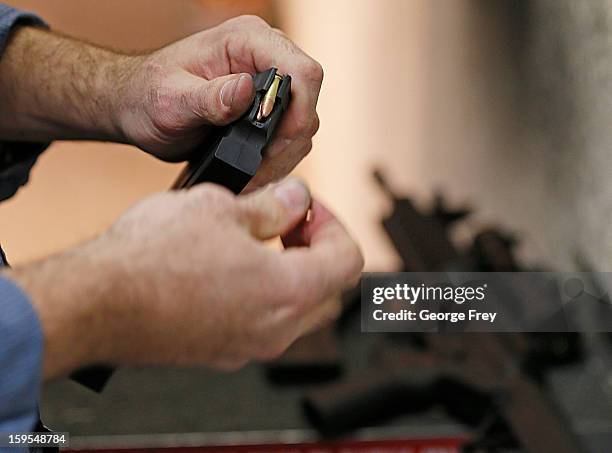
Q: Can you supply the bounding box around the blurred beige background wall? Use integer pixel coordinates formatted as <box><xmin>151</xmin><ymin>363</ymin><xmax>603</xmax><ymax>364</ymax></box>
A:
<box><xmin>275</xmin><ymin>0</ymin><xmax>612</xmax><ymax>271</ymax></box>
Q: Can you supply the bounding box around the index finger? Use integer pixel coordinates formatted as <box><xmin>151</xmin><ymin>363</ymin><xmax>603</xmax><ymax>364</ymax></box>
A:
<box><xmin>279</xmin><ymin>200</ymin><xmax>364</xmax><ymax>305</ymax></box>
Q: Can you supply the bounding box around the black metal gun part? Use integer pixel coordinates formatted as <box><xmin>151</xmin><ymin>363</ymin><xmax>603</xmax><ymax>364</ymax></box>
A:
<box><xmin>173</xmin><ymin>68</ymin><xmax>291</xmax><ymax>193</ymax></box>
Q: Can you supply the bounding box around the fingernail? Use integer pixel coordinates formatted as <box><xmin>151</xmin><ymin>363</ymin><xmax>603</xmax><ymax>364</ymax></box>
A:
<box><xmin>274</xmin><ymin>178</ymin><xmax>310</xmax><ymax>214</ymax></box>
<box><xmin>220</xmin><ymin>75</ymin><xmax>242</xmax><ymax>108</ymax></box>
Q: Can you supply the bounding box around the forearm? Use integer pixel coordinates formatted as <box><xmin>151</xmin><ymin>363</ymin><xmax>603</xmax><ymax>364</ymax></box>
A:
<box><xmin>3</xmin><ymin>239</ymin><xmax>125</xmax><ymax>380</ymax></box>
<box><xmin>0</xmin><ymin>25</ymin><xmax>136</xmax><ymax>142</ymax></box>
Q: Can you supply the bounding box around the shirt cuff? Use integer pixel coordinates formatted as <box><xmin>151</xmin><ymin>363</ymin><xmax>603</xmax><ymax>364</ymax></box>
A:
<box><xmin>0</xmin><ymin>141</ymin><xmax>48</xmax><ymax>202</ymax></box>
<box><xmin>0</xmin><ymin>276</ymin><xmax>43</xmax><ymax>433</ymax></box>
<box><xmin>0</xmin><ymin>6</ymin><xmax>50</xmax><ymax>202</ymax></box>
<box><xmin>0</xmin><ymin>4</ymin><xmax>47</xmax><ymax>55</ymax></box>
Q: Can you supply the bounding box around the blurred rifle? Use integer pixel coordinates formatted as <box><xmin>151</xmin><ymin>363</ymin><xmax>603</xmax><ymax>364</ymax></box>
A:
<box><xmin>303</xmin><ymin>331</ymin><xmax>584</xmax><ymax>453</ymax></box>
<box><xmin>271</xmin><ymin>170</ymin><xmax>584</xmax><ymax>452</ymax></box>
<box><xmin>372</xmin><ymin>169</ymin><xmax>470</xmax><ymax>272</ymax></box>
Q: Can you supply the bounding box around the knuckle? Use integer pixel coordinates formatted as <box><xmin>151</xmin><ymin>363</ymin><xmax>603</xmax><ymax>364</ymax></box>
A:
<box><xmin>345</xmin><ymin>243</ymin><xmax>365</xmax><ymax>281</ymax></box>
<box><xmin>197</xmin><ymin>83</ymin><xmax>232</xmax><ymax>124</ymax></box>
<box><xmin>290</xmin><ymin>116</ymin><xmax>319</xmax><ymax>142</ymax></box>
<box><xmin>309</xmin><ymin>114</ymin><xmax>320</xmax><ymax>137</ymax></box>
<box><xmin>292</xmin><ymin>138</ymin><xmax>313</xmax><ymax>161</ymax></box>
<box><xmin>329</xmin><ymin>300</ymin><xmax>343</xmax><ymax>321</ymax></box>
<box><xmin>255</xmin><ymin>336</ymin><xmax>291</xmax><ymax>361</ymax></box>
<box><xmin>235</xmin><ymin>14</ymin><xmax>270</xmax><ymax>29</ymax></box>
<box><xmin>209</xmin><ymin>104</ymin><xmax>233</xmax><ymax>124</ymax></box>
<box><xmin>299</xmin><ymin>139</ymin><xmax>314</xmax><ymax>159</ymax></box>
<box><xmin>189</xmin><ymin>183</ymin><xmax>236</xmax><ymax>212</ymax></box>
<box><xmin>291</xmin><ymin>113</ymin><xmax>315</xmax><ymax>139</ymax></box>
<box><xmin>207</xmin><ymin>186</ymin><xmax>236</xmax><ymax>207</ymax></box>
<box><xmin>149</xmin><ymin>84</ymin><xmax>177</xmax><ymax>132</ymax></box>
<box><xmin>272</xmin><ymin>27</ymin><xmax>289</xmax><ymax>38</ymax></box>
<box><xmin>217</xmin><ymin>106</ymin><xmax>235</xmax><ymax>123</ymax></box>
<box><xmin>193</xmin><ymin>182</ymin><xmax>232</xmax><ymax>199</ymax></box>
<box><xmin>258</xmin><ymin>202</ymin><xmax>284</xmax><ymax>232</ymax></box>
<box><xmin>218</xmin><ymin>358</ymin><xmax>249</xmax><ymax>371</ymax></box>
<box><xmin>300</xmin><ymin>59</ymin><xmax>324</xmax><ymax>83</ymax></box>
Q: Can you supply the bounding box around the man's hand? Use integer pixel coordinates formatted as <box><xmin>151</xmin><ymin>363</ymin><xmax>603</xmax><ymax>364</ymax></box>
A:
<box><xmin>6</xmin><ymin>179</ymin><xmax>363</xmax><ymax>379</ymax></box>
<box><xmin>119</xmin><ymin>16</ymin><xmax>323</xmax><ymax>189</ymax></box>
<box><xmin>0</xmin><ymin>16</ymin><xmax>323</xmax><ymax>189</ymax></box>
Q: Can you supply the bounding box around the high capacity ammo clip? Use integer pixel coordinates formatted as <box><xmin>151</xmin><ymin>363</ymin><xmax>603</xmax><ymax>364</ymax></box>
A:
<box><xmin>173</xmin><ymin>68</ymin><xmax>292</xmax><ymax>193</ymax></box>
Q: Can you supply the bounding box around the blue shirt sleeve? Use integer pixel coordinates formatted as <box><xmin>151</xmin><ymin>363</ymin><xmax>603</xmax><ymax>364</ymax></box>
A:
<box><xmin>0</xmin><ymin>4</ymin><xmax>47</xmax><ymax>445</ymax></box>
<box><xmin>0</xmin><ymin>276</ymin><xmax>43</xmax><ymax>435</ymax></box>
<box><xmin>0</xmin><ymin>4</ymin><xmax>49</xmax><ymax>203</ymax></box>
<box><xmin>0</xmin><ymin>4</ymin><xmax>45</xmax><ymax>54</ymax></box>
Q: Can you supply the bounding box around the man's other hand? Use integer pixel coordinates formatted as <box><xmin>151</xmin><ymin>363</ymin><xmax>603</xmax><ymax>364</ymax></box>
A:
<box><xmin>7</xmin><ymin>178</ymin><xmax>363</xmax><ymax>378</ymax></box>
<box><xmin>117</xmin><ymin>16</ymin><xmax>323</xmax><ymax>189</ymax></box>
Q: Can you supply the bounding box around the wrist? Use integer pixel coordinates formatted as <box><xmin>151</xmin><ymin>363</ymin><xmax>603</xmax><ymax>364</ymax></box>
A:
<box><xmin>0</xmin><ymin>26</ymin><xmax>140</xmax><ymax>143</ymax></box>
<box><xmin>111</xmin><ymin>51</ymin><xmax>165</xmax><ymax>151</ymax></box>
<box><xmin>6</xmin><ymin>237</ymin><xmax>129</xmax><ymax>379</ymax></box>
<box><xmin>107</xmin><ymin>53</ymin><xmax>147</xmax><ymax>145</ymax></box>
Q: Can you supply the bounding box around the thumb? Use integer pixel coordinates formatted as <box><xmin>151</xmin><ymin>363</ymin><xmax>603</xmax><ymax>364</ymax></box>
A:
<box><xmin>190</xmin><ymin>72</ymin><xmax>255</xmax><ymax>125</ymax></box>
<box><xmin>236</xmin><ymin>178</ymin><xmax>311</xmax><ymax>240</ymax></box>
